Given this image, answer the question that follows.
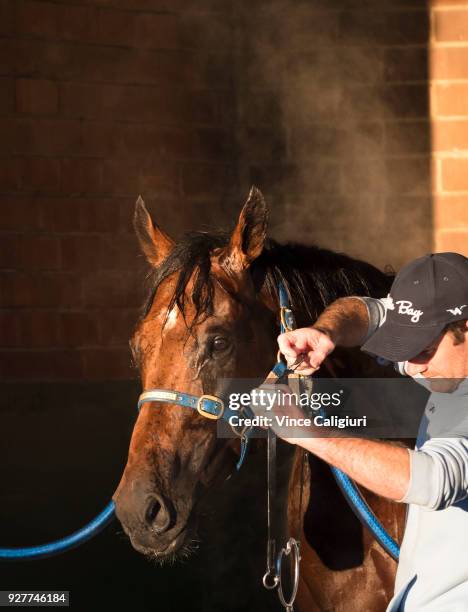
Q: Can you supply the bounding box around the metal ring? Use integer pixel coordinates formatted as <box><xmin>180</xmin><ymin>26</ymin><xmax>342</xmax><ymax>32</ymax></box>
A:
<box><xmin>262</xmin><ymin>570</ymin><xmax>279</xmax><ymax>590</ymax></box>
<box><xmin>276</xmin><ymin>538</ymin><xmax>301</xmax><ymax>610</ymax></box>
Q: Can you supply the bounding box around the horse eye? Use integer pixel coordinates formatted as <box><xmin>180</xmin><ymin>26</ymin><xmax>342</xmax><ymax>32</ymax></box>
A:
<box><xmin>212</xmin><ymin>336</ymin><xmax>230</xmax><ymax>352</ymax></box>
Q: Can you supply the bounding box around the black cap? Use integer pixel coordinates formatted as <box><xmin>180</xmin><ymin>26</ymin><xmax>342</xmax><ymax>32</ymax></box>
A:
<box><xmin>362</xmin><ymin>252</ymin><xmax>468</xmax><ymax>362</ymax></box>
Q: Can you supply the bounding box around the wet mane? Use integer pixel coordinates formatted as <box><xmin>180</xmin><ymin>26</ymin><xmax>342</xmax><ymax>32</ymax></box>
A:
<box><xmin>141</xmin><ymin>230</ymin><xmax>393</xmax><ymax>329</ymax></box>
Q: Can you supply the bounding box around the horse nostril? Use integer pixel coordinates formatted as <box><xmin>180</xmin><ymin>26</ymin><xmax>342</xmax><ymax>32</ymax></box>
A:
<box><xmin>145</xmin><ymin>498</ymin><xmax>161</xmax><ymax>524</ymax></box>
<box><xmin>145</xmin><ymin>495</ymin><xmax>175</xmax><ymax>534</ymax></box>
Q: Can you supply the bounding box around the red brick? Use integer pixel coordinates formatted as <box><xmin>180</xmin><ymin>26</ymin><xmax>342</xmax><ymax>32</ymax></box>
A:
<box><xmin>0</xmin><ymin>349</ymin><xmax>83</xmax><ymax>380</ymax></box>
<box><xmin>434</xmin><ymin>195</ymin><xmax>468</xmax><ymax>228</ymax></box>
<box><xmin>0</xmin><ymin>39</ymin><xmax>37</xmax><ymax>75</ymax></box>
<box><xmin>17</xmin><ymin>1</ymin><xmax>59</xmax><ymax>37</ymax></box>
<box><xmin>39</xmin><ymin>198</ymin><xmax>81</xmax><ymax>232</ymax></box>
<box><xmin>82</xmin><ymin>347</ymin><xmax>133</xmax><ymax>380</ymax></box>
<box><xmin>17</xmin><ymin>311</ymin><xmax>60</xmax><ymax>347</ymax></box>
<box><xmin>0</xmin><ymin>235</ymin><xmax>18</xmax><ymax>268</ymax></box>
<box><xmin>35</xmin><ymin>119</ymin><xmax>82</xmax><ymax>156</ymax></box>
<box><xmin>385</xmin><ymin>121</ymin><xmax>430</xmax><ymax>155</ymax></box>
<box><xmin>247</xmin><ymin>163</ymin><xmax>301</xmax><ymax>198</ymax></box>
<box><xmin>16</xmin><ymin>79</ymin><xmax>58</xmax><ymax>116</ymax></box>
<box><xmin>342</xmin><ymin>159</ymin><xmax>387</xmax><ymax>194</ymax></box>
<box><xmin>190</xmin><ymin>91</ymin><xmax>218</xmax><ymax>125</ymax></box>
<box><xmin>60</xmin><ymin>159</ymin><xmax>102</xmax><ymax>195</ymax></box>
<box><xmin>97</xmin><ymin>10</ymin><xmax>179</xmax><ymax>50</ymax></box>
<box><xmin>382</xmin><ymin>85</ymin><xmax>429</xmax><ymax>119</ymax></box>
<box><xmin>99</xmin><ymin>234</ymin><xmax>140</xmax><ymax>270</ymax></box>
<box><xmin>433</xmin><ymin>121</ymin><xmax>468</xmax><ymax>152</ymax></box>
<box><xmin>436</xmin><ymin>230</ymin><xmax>468</xmax><ymax>255</ymax></box>
<box><xmin>59</xmin><ymin>312</ymin><xmax>99</xmax><ymax>346</ymax></box>
<box><xmin>102</xmin><ymin>161</ymin><xmax>139</xmax><ymax>196</ymax></box>
<box><xmin>61</xmin><ymin>235</ymin><xmax>104</xmax><ymax>270</ymax></box>
<box><xmin>0</xmin><ymin>118</ymin><xmax>31</xmax><ymax>155</ymax></box>
<box><xmin>0</xmin><ymin>159</ymin><xmax>20</xmax><ymax>192</ymax></box>
<box><xmin>79</xmin><ymin>46</ymin><xmax>157</xmax><ymax>84</ymax></box>
<box><xmin>80</xmin><ymin>122</ymin><xmax>117</xmax><ymax>157</ymax></box>
<box><xmin>58</xmin><ymin>4</ymin><xmax>98</xmax><ymax>42</ymax></box>
<box><xmin>78</xmin><ymin>198</ymin><xmax>121</xmax><ymax>232</ymax></box>
<box><xmin>134</xmin><ymin>13</ymin><xmax>179</xmax><ymax>50</ymax></box>
<box><xmin>100</xmin><ymin>84</ymin><xmax>182</xmax><ymax>122</ymax></box>
<box><xmin>138</xmin><ymin>163</ymin><xmax>179</xmax><ymax>198</ymax></box>
<box><xmin>434</xmin><ymin>9</ymin><xmax>468</xmax><ymax>41</ymax></box>
<box><xmin>432</xmin><ymin>47</ymin><xmax>468</xmax><ymax>80</ymax></box>
<box><xmin>98</xmin><ymin>309</ymin><xmax>138</xmax><ymax>345</ymax></box>
<box><xmin>0</xmin><ymin>197</ymin><xmax>39</xmax><ymax>230</ymax></box>
<box><xmin>39</xmin><ymin>198</ymin><xmax>121</xmax><ymax>233</ymax></box>
<box><xmin>0</xmin><ymin>0</ymin><xmax>15</xmax><ymax>35</ymax></box>
<box><xmin>0</xmin><ymin>272</ymin><xmax>82</xmax><ymax>308</ymax></box>
<box><xmin>383</xmin><ymin>48</ymin><xmax>428</xmax><ymax>82</ymax></box>
<box><xmin>0</xmin><ymin>312</ymin><xmax>20</xmax><ymax>347</ymax></box>
<box><xmin>34</xmin><ymin>41</ymin><xmax>82</xmax><ymax>80</ymax></box>
<box><xmin>441</xmin><ymin>158</ymin><xmax>468</xmax><ymax>191</ymax></box>
<box><xmin>0</xmin><ymin>78</ymin><xmax>14</xmax><ymax>113</ymax></box>
<box><xmin>193</xmin><ymin>128</ymin><xmax>234</xmax><ymax>160</ymax></box>
<box><xmin>4</xmin><ymin>119</ymin><xmax>82</xmax><ymax>156</ymax></box>
<box><xmin>180</xmin><ymin>12</ymin><xmax>236</xmax><ymax>50</ymax></box>
<box><xmin>435</xmin><ymin>83</ymin><xmax>468</xmax><ymax>117</ymax></box>
<box><xmin>339</xmin><ymin>10</ymin><xmax>428</xmax><ymax>46</ymax></box>
<box><xmin>16</xmin><ymin>235</ymin><xmax>60</xmax><ymax>270</ymax></box>
<box><xmin>386</xmin><ymin>157</ymin><xmax>431</xmax><ymax>195</ymax></box>
<box><xmin>181</xmin><ymin>163</ymin><xmax>234</xmax><ymax>198</ymax></box>
<box><xmin>19</xmin><ymin>158</ymin><xmax>60</xmax><ymax>194</ymax></box>
<box><xmin>60</xmin><ymin>82</ymin><xmax>103</xmax><ymax>119</ymax></box>
<box><xmin>182</xmin><ymin>52</ymin><xmax>232</xmax><ymax>91</ymax></box>
<box><xmin>116</xmin><ymin>124</ymin><xmax>163</xmax><ymax>159</ymax></box>
<box><xmin>83</xmin><ymin>271</ymin><xmax>141</xmax><ymax>308</ymax></box>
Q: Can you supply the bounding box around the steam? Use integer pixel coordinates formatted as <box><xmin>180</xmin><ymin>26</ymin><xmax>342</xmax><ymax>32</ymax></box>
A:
<box><xmin>234</xmin><ymin>1</ymin><xmax>431</xmax><ymax>270</ymax></box>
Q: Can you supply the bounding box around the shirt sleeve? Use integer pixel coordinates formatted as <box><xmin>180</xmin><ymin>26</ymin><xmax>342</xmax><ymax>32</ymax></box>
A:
<box><xmin>401</xmin><ymin>438</ymin><xmax>468</xmax><ymax>510</ymax></box>
<box><xmin>351</xmin><ymin>296</ymin><xmax>387</xmax><ymax>343</ymax></box>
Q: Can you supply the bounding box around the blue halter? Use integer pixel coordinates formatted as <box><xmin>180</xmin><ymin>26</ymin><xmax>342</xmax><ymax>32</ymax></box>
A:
<box><xmin>136</xmin><ymin>284</ymin><xmax>293</xmax><ymax>470</ymax></box>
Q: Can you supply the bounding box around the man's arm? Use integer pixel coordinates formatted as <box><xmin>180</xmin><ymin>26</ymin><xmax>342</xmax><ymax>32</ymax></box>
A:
<box><xmin>312</xmin><ymin>296</ymin><xmax>371</xmax><ymax>346</ymax></box>
<box><xmin>278</xmin><ymin>296</ymin><xmax>383</xmax><ymax>374</ymax></box>
<box><xmin>295</xmin><ymin>436</ymin><xmax>410</xmax><ymax>502</ymax></box>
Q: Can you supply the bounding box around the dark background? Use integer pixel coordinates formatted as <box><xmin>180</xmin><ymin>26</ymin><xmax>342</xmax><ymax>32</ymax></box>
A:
<box><xmin>0</xmin><ymin>381</ymin><xmax>205</xmax><ymax>611</ymax></box>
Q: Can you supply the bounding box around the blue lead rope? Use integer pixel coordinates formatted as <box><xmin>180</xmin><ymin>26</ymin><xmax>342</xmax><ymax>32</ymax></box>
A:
<box><xmin>277</xmin><ymin>281</ymin><xmax>400</xmax><ymax>561</ymax></box>
<box><xmin>0</xmin><ymin>501</ymin><xmax>115</xmax><ymax>561</ymax></box>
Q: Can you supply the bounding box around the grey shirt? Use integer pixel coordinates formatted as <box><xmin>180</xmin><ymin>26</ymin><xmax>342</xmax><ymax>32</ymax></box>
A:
<box><xmin>358</xmin><ymin>296</ymin><xmax>468</xmax><ymax>612</ymax></box>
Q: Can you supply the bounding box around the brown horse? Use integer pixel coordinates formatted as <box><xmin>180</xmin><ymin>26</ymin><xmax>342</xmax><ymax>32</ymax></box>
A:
<box><xmin>113</xmin><ymin>187</ymin><xmax>407</xmax><ymax>611</ymax></box>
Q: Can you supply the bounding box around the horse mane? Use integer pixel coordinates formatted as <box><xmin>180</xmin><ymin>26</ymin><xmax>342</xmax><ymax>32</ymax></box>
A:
<box><xmin>141</xmin><ymin>230</ymin><xmax>394</xmax><ymax>329</ymax></box>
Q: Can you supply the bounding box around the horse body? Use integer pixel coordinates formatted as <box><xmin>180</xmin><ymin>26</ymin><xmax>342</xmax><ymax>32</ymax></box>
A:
<box><xmin>113</xmin><ymin>187</ymin><xmax>406</xmax><ymax>611</ymax></box>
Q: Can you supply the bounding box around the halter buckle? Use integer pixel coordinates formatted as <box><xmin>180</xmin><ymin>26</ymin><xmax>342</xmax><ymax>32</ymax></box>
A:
<box><xmin>197</xmin><ymin>395</ymin><xmax>224</xmax><ymax>420</ymax></box>
<box><xmin>280</xmin><ymin>307</ymin><xmax>296</xmax><ymax>332</ymax></box>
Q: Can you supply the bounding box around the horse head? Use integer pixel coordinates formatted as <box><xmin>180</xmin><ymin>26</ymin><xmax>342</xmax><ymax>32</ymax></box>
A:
<box><xmin>113</xmin><ymin>187</ymin><xmax>278</xmax><ymax>560</ymax></box>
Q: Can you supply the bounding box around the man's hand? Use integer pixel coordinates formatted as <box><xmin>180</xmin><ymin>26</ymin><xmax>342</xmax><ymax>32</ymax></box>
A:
<box><xmin>277</xmin><ymin>327</ymin><xmax>336</xmax><ymax>375</ymax></box>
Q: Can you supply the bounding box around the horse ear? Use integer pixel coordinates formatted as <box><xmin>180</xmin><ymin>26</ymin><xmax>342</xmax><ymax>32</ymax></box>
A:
<box><xmin>134</xmin><ymin>196</ymin><xmax>174</xmax><ymax>267</ymax></box>
<box><xmin>215</xmin><ymin>186</ymin><xmax>268</xmax><ymax>275</ymax></box>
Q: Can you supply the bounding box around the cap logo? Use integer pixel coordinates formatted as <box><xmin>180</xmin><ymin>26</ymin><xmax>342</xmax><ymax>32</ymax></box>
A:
<box><xmin>447</xmin><ymin>305</ymin><xmax>467</xmax><ymax>316</ymax></box>
<box><xmin>395</xmin><ymin>300</ymin><xmax>423</xmax><ymax>323</ymax></box>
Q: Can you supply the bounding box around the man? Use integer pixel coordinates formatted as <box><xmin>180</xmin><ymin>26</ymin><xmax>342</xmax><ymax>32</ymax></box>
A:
<box><xmin>267</xmin><ymin>252</ymin><xmax>468</xmax><ymax>611</ymax></box>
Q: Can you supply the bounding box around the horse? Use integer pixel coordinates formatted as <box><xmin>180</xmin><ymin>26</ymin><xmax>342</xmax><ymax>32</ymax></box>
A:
<box><xmin>113</xmin><ymin>187</ymin><xmax>407</xmax><ymax>611</ymax></box>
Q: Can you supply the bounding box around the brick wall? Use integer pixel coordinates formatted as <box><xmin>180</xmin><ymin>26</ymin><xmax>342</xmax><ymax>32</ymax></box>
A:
<box><xmin>431</xmin><ymin>0</ymin><xmax>468</xmax><ymax>254</ymax></box>
<box><xmin>235</xmin><ymin>1</ymin><xmax>432</xmax><ymax>270</ymax></box>
<box><xmin>0</xmin><ymin>0</ymin><xmax>237</xmax><ymax>381</ymax></box>
<box><xmin>3</xmin><ymin>1</ymin><xmax>465</xmax><ymax>383</ymax></box>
